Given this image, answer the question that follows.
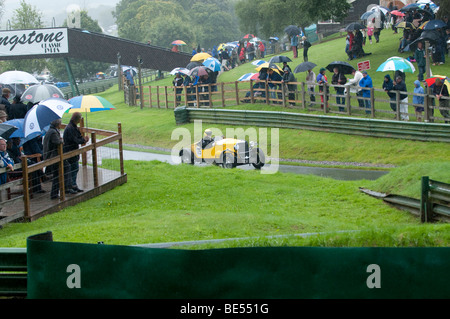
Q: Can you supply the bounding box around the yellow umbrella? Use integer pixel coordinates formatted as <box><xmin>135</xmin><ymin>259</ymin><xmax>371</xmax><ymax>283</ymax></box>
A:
<box><xmin>217</xmin><ymin>43</ymin><xmax>227</xmax><ymax>51</ymax></box>
<box><xmin>255</xmin><ymin>62</ymin><xmax>283</xmax><ymax>74</ymax></box>
<box><xmin>191</xmin><ymin>52</ymin><xmax>212</xmax><ymax>62</ymax></box>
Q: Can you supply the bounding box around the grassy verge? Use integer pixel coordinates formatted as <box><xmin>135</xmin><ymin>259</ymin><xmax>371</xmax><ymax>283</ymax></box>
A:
<box><xmin>1</xmin><ymin>160</ymin><xmax>448</xmax><ymax>248</ymax></box>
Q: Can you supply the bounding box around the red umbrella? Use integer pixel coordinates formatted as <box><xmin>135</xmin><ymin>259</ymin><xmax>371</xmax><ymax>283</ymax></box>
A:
<box><xmin>425</xmin><ymin>75</ymin><xmax>450</xmax><ymax>91</ymax></box>
<box><xmin>243</xmin><ymin>34</ymin><xmax>255</xmax><ymax>39</ymax></box>
<box><xmin>189</xmin><ymin>66</ymin><xmax>210</xmax><ymax>77</ymax></box>
<box><xmin>391</xmin><ymin>10</ymin><xmax>405</xmax><ymax>17</ymax></box>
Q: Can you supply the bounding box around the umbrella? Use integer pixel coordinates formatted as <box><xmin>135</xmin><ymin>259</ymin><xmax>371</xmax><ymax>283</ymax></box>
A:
<box><xmin>390</xmin><ymin>10</ymin><xmax>405</xmax><ymax>17</ymax></box>
<box><xmin>23</xmin><ymin>98</ymin><xmax>72</xmax><ymax>138</ymax></box>
<box><xmin>294</xmin><ymin>62</ymin><xmax>317</xmax><ymax>73</ymax></box>
<box><xmin>237</xmin><ymin>73</ymin><xmax>260</xmax><ymax>81</ymax></box>
<box><xmin>243</xmin><ymin>34</ymin><xmax>255</xmax><ymax>39</ymax></box>
<box><xmin>3</xmin><ymin>118</ymin><xmax>47</xmax><ymax>145</ymax></box>
<box><xmin>21</xmin><ymin>84</ymin><xmax>65</xmax><ymax>104</ymax></box>
<box><xmin>325</xmin><ymin>61</ymin><xmax>355</xmax><ymax>74</ymax></box>
<box><xmin>423</xmin><ymin>19</ymin><xmax>447</xmax><ymax>30</ymax></box>
<box><xmin>189</xmin><ymin>66</ymin><xmax>211</xmax><ymax>77</ymax></box>
<box><xmin>0</xmin><ymin>71</ymin><xmax>39</xmax><ymax>85</ymax></box>
<box><xmin>68</xmin><ymin>95</ymin><xmax>115</xmax><ymax>128</ymax></box>
<box><xmin>0</xmin><ymin>123</ymin><xmax>18</xmax><ymax>140</ymax></box>
<box><xmin>424</xmin><ymin>75</ymin><xmax>450</xmax><ymax>91</ymax></box>
<box><xmin>202</xmin><ymin>57</ymin><xmax>222</xmax><ymax>72</ymax></box>
<box><xmin>284</xmin><ymin>25</ymin><xmax>302</xmax><ymax>37</ymax></box>
<box><xmin>122</xmin><ymin>66</ymin><xmax>137</xmax><ymax>77</ymax></box>
<box><xmin>255</xmin><ymin>62</ymin><xmax>283</xmax><ymax>74</ymax></box>
<box><xmin>410</xmin><ymin>30</ymin><xmax>441</xmax><ymax>45</ymax></box>
<box><xmin>400</xmin><ymin>3</ymin><xmax>420</xmax><ymax>12</ymax></box>
<box><xmin>345</xmin><ymin>22</ymin><xmax>366</xmax><ymax>32</ymax></box>
<box><xmin>395</xmin><ymin>21</ymin><xmax>416</xmax><ymax>29</ymax></box>
<box><xmin>376</xmin><ymin>57</ymin><xmax>415</xmax><ymax>73</ymax></box>
<box><xmin>186</xmin><ymin>61</ymin><xmax>203</xmax><ymax>70</ymax></box>
<box><xmin>251</xmin><ymin>60</ymin><xmax>267</xmax><ymax>66</ymax></box>
<box><xmin>190</xmin><ymin>52</ymin><xmax>212</xmax><ymax>62</ymax></box>
<box><xmin>170</xmin><ymin>67</ymin><xmax>190</xmax><ymax>76</ymax></box>
<box><xmin>172</xmin><ymin>40</ymin><xmax>186</xmax><ymax>45</ymax></box>
<box><xmin>269</xmin><ymin>37</ymin><xmax>279</xmax><ymax>42</ymax></box>
<box><xmin>269</xmin><ymin>55</ymin><xmax>292</xmax><ymax>63</ymax></box>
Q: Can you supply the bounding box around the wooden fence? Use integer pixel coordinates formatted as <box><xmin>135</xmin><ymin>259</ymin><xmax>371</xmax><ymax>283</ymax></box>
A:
<box><xmin>135</xmin><ymin>80</ymin><xmax>450</xmax><ymax>124</ymax></box>
<box><xmin>0</xmin><ymin>122</ymin><xmax>126</xmax><ymax>225</ymax></box>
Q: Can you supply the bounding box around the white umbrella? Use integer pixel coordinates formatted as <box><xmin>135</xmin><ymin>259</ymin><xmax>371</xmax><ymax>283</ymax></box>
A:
<box><xmin>0</xmin><ymin>71</ymin><xmax>39</xmax><ymax>85</ymax></box>
<box><xmin>21</xmin><ymin>84</ymin><xmax>65</xmax><ymax>104</ymax></box>
<box><xmin>376</xmin><ymin>56</ymin><xmax>416</xmax><ymax>73</ymax></box>
<box><xmin>170</xmin><ymin>67</ymin><xmax>190</xmax><ymax>75</ymax></box>
<box><xmin>23</xmin><ymin>98</ymin><xmax>73</xmax><ymax>138</ymax></box>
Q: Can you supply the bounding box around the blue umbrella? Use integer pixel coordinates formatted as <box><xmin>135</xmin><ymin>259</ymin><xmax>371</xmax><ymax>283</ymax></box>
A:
<box><xmin>423</xmin><ymin>19</ymin><xmax>447</xmax><ymax>30</ymax></box>
<box><xmin>23</xmin><ymin>98</ymin><xmax>72</xmax><ymax>138</ymax></box>
<box><xmin>202</xmin><ymin>57</ymin><xmax>221</xmax><ymax>72</ymax></box>
<box><xmin>3</xmin><ymin>118</ymin><xmax>47</xmax><ymax>145</ymax></box>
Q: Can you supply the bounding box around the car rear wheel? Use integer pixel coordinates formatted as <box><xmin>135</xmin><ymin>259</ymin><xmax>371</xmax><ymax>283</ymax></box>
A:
<box><xmin>180</xmin><ymin>149</ymin><xmax>194</xmax><ymax>165</ymax></box>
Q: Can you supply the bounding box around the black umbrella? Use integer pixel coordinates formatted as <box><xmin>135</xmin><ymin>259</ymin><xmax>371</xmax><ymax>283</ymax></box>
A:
<box><xmin>284</xmin><ymin>25</ymin><xmax>302</xmax><ymax>37</ymax></box>
<box><xmin>269</xmin><ymin>55</ymin><xmax>292</xmax><ymax>63</ymax></box>
<box><xmin>410</xmin><ymin>30</ymin><xmax>441</xmax><ymax>46</ymax></box>
<box><xmin>423</xmin><ymin>19</ymin><xmax>447</xmax><ymax>31</ymax></box>
<box><xmin>400</xmin><ymin>3</ymin><xmax>420</xmax><ymax>12</ymax></box>
<box><xmin>186</xmin><ymin>61</ymin><xmax>202</xmax><ymax>70</ymax></box>
<box><xmin>345</xmin><ymin>22</ymin><xmax>366</xmax><ymax>32</ymax></box>
<box><xmin>294</xmin><ymin>62</ymin><xmax>317</xmax><ymax>73</ymax></box>
<box><xmin>326</xmin><ymin>61</ymin><xmax>355</xmax><ymax>74</ymax></box>
<box><xmin>0</xmin><ymin>123</ymin><xmax>18</xmax><ymax>140</ymax></box>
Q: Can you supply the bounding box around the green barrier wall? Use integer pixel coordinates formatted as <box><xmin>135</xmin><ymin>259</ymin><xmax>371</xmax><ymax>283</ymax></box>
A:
<box><xmin>27</xmin><ymin>232</ymin><xmax>450</xmax><ymax>299</ymax></box>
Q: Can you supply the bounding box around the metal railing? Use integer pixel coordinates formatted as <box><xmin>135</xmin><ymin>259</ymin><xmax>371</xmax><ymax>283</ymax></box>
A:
<box><xmin>140</xmin><ymin>80</ymin><xmax>450</xmax><ymax>124</ymax></box>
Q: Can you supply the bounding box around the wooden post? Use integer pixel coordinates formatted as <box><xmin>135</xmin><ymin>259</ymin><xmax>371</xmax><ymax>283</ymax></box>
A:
<box><xmin>323</xmin><ymin>84</ymin><xmax>328</xmax><ymax>113</ymax></box>
<box><xmin>91</xmin><ymin>132</ymin><xmax>99</xmax><ymax>188</ymax></box>
<box><xmin>250</xmin><ymin>80</ymin><xmax>255</xmax><ymax>104</ymax></box>
<box><xmin>21</xmin><ymin>155</ymin><xmax>30</xmax><ymax>219</ymax></box>
<box><xmin>265</xmin><ymin>81</ymin><xmax>270</xmax><ymax>105</ymax></box>
<box><xmin>173</xmin><ymin>86</ymin><xmax>177</xmax><ymax>108</ymax></box>
<box><xmin>149</xmin><ymin>86</ymin><xmax>153</xmax><ymax>108</ymax></box>
<box><xmin>395</xmin><ymin>91</ymin><xmax>400</xmax><ymax>121</ymax></box>
<box><xmin>208</xmin><ymin>84</ymin><xmax>212</xmax><ymax>108</ymax></box>
<box><xmin>184</xmin><ymin>86</ymin><xmax>189</xmax><ymax>107</ymax></box>
<box><xmin>58</xmin><ymin>143</ymin><xmax>65</xmax><ymax>201</ymax></box>
<box><xmin>221</xmin><ymin>82</ymin><xmax>225</xmax><ymax>107</ymax></box>
<box><xmin>156</xmin><ymin>86</ymin><xmax>160</xmax><ymax>108</ymax></box>
<box><xmin>164</xmin><ymin>86</ymin><xmax>169</xmax><ymax>109</ymax></box>
<box><xmin>301</xmin><ymin>82</ymin><xmax>306</xmax><ymax>110</ymax></box>
<box><xmin>370</xmin><ymin>87</ymin><xmax>375</xmax><ymax>118</ymax></box>
<box><xmin>282</xmin><ymin>83</ymin><xmax>287</xmax><ymax>108</ymax></box>
<box><xmin>80</xmin><ymin>117</ymin><xmax>87</xmax><ymax>167</ymax></box>
<box><xmin>420</xmin><ymin>176</ymin><xmax>433</xmax><ymax>223</ymax></box>
<box><xmin>196</xmin><ymin>86</ymin><xmax>200</xmax><ymax>108</ymax></box>
<box><xmin>235</xmin><ymin>81</ymin><xmax>240</xmax><ymax>105</ymax></box>
<box><xmin>424</xmin><ymin>85</ymin><xmax>430</xmax><ymax>122</ymax></box>
<box><xmin>346</xmin><ymin>87</ymin><xmax>351</xmax><ymax>115</ymax></box>
<box><xmin>118</xmin><ymin>123</ymin><xmax>124</xmax><ymax>176</ymax></box>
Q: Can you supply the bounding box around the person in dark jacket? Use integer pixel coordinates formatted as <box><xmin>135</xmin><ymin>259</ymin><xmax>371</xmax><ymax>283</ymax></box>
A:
<box><xmin>43</xmin><ymin>119</ymin><xmax>76</xmax><ymax>199</ymax></box>
<box><xmin>393</xmin><ymin>76</ymin><xmax>409</xmax><ymax>120</ymax></box>
<box><xmin>432</xmin><ymin>78</ymin><xmax>450</xmax><ymax>123</ymax></box>
<box><xmin>1</xmin><ymin>88</ymin><xmax>11</xmax><ymax>117</ymax></box>
<box><xmin>282</xmin><ymin>69</ymin><xmax>297</xmax><ymax>106</ymax></box>
<box><xmin>8</xmin><ymin>95</ymin><xmax>29</xmax><ymax>119</ymax></box>
<box><xmin>63</xmin><ymin>112</ymin><xmax>89</xmax><ymax>193</ymax></box>
<box><xmin>331</xmin><ymin>67</ymin><xmax>347</xmax><ymax>112</ymax></box>
<box><xmin>382</xmin><ymin>74</ymin><xmax>396</xmax><ymax>112</ymax></box>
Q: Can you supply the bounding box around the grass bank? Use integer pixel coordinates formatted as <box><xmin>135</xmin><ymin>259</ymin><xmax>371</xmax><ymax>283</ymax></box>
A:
<box><xmin>1</xmin><ymin>160</ymin><xmax>448</xmax><ymax>248</ymax></box>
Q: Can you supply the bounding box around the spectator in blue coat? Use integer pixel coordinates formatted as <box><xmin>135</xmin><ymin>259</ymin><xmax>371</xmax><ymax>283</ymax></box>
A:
<box><xmin>413</xmin><ymin>80</ymin><xmax>425</xmax><ymax>121</ymax></box>
<box><xmin>359</xmin><ymin>70</ymin><xmax>373</xmax><ymax>114</ymax></box>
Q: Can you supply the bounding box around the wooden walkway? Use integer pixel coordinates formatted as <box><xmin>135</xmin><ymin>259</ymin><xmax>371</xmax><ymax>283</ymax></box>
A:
<box><xmin>0</xmin><ymin>165</ymin><xmax>127</xmax><ymax>223</ymax></box>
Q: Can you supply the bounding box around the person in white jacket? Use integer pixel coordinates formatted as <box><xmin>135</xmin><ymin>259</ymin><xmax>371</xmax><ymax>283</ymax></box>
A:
<box><xmin>345</xmin><ymin>69</ymin><xmax>364</xmax><ymax>108</ymax></box>
<box><xmin>305</xmin><ymin>69</ymin><xmax>316</xmax><ymax>106</ymax></box>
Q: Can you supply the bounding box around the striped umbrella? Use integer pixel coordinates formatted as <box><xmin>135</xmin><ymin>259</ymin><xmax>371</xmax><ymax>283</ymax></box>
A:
<box><xmin>170</xmin><ymin>67</ymin><xmax>190</xmax><ymax>75</ymax></box>
<box><xmin>237</xmin><ymin>73</ymin><xmax>260</xmax><ymax>81</ymax></box>
<box><xmin>202</xmin><ymin>57</ymin><xmax>221</xmax><ymax>72</ymax></box>
<box><xmin>24</xmin><ymin>98</ymin><xmax>73</xmax><ymax>138</ymax></box>
<box><xmin>68</xmin><ymin>95</ymin><xmax>115</xmax><ymax>128</ymax></box>
<box><xmin>251</xmin><ymin>60</ymin><xmax>267</xmax><ymax>66</ymax></box>
<box><xmin>171</xmin><ymin>40</ymin><xmax>186</xmax><ymax>45</ymax></box>
<box><xmin>376</xmin><ymin>57</ymin><xmax>416</xmax><ymax>73</ymax></box>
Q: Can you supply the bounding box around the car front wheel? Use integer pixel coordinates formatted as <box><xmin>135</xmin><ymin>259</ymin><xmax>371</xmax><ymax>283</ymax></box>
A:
<box><xmin>221</xmin><ymin>152</ymin><xmax>235</xmax><ymax>169</ymax></box>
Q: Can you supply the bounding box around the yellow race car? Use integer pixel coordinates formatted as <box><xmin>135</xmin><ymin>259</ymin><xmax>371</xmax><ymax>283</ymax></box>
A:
<box><xmin>179</xmin><ymin>134</ymin><xmax>265</xmax><ymax>169</ymax></box>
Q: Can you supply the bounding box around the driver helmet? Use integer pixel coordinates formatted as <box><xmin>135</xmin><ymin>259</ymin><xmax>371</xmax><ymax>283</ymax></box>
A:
<box><xmin>204</xmin><ymin>129</ymin><xmax>213</xmax><ymax>139</ymax></box>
